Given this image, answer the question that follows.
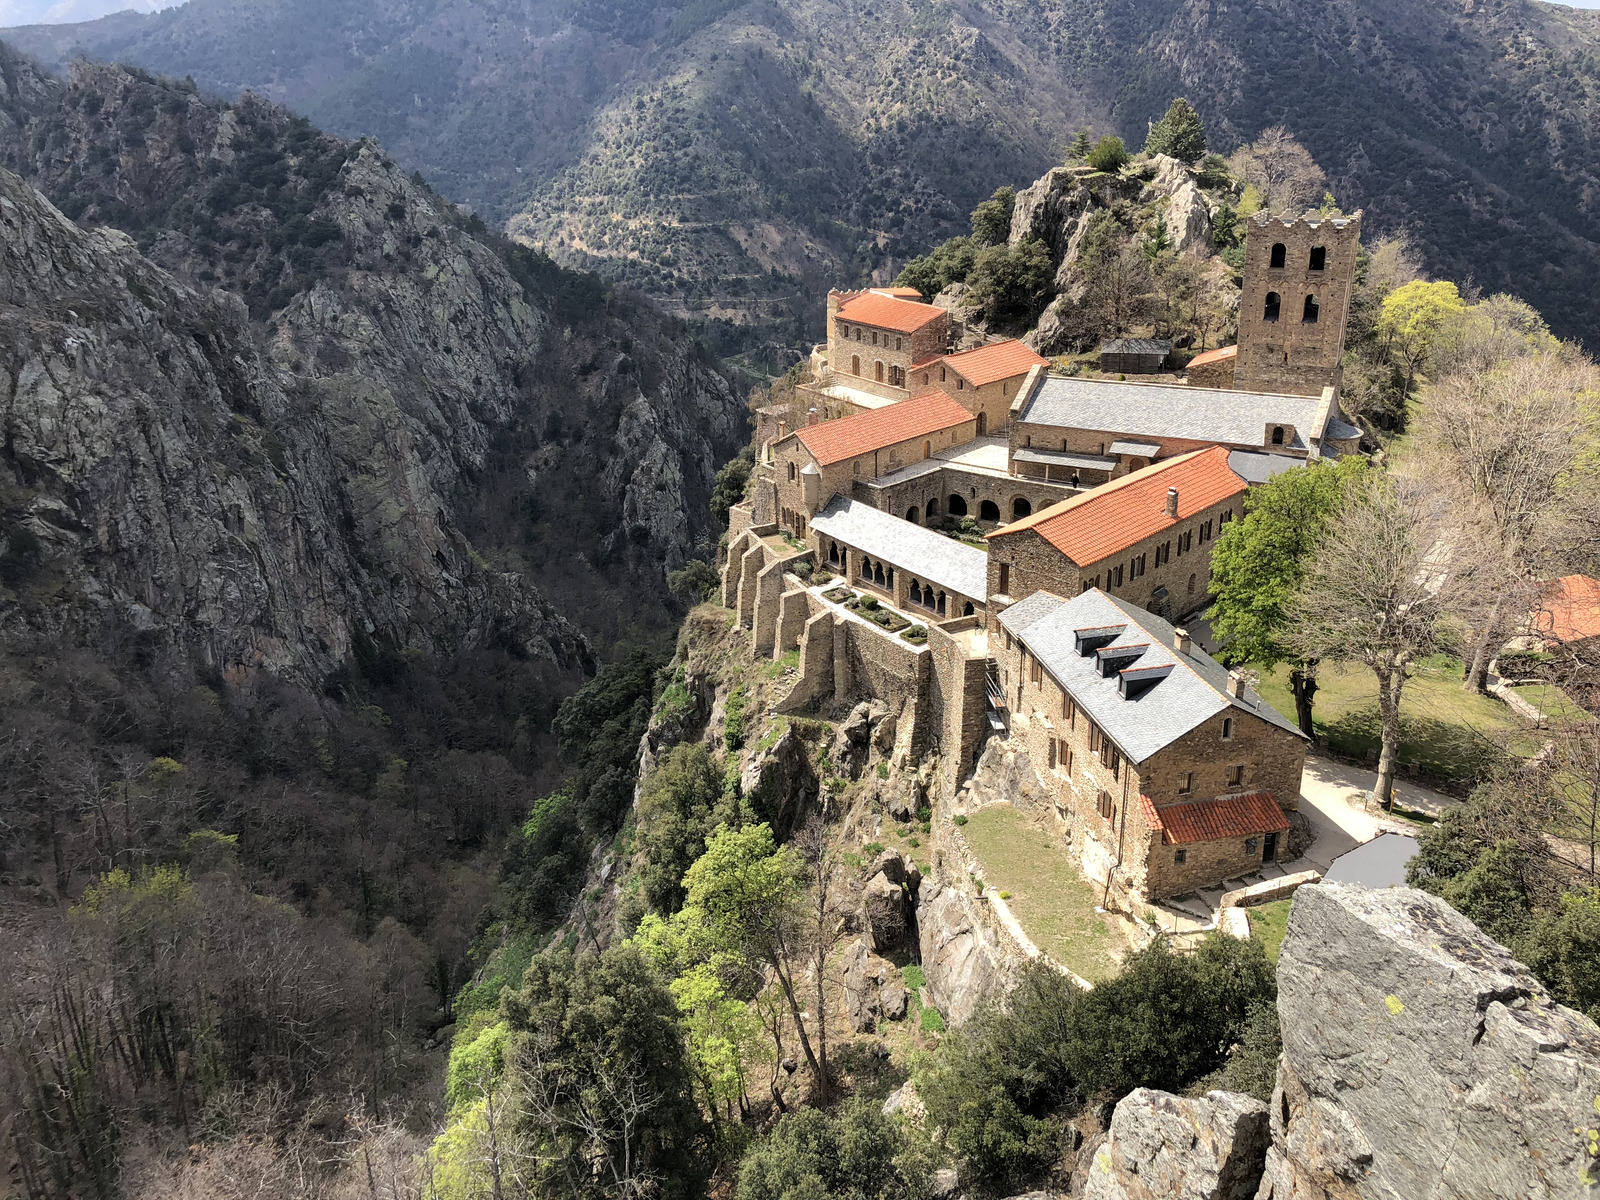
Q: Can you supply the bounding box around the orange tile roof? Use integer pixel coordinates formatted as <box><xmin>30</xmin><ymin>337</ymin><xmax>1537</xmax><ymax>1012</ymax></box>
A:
<box><xmin>988</xmin><ymin>446</ymin><xmax>1246</xmax><ymax>566</ymax></box>
<box><xmin>1534</xmin><ymin>574</ymin><xmax>1600</xmax><ymax>644</ymax></box>
<box><xmin>836</xmin><ymin>291</ymin><xmax>947</xmax><ymax>334</ymax></box>
<box><xmin>872</xmin><ymin>286</ymin><xmax>925</xmax><ymax>300</ymax></box>
<box><xmin>1187</xmin><ymin>345</ymin><xmax>1237</xmax><ymax>368</ymax></box>
<box><xmin>794</xmin><ymin>391</ymin><xmax>975</xmax><ymax>467</ymax></box>
<box><xmin>1141</xmin><ymin>792</ymin><xmax>1289</xmax><ymax>845</ymax></box>
<box><xmin>942</xmin><ymin>340</ymin><xmax>1050</xmax><ymax>387</ymax></box>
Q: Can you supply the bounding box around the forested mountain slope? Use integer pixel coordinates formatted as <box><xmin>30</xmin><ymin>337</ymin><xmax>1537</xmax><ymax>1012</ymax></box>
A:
<box><xmin>5</xmin><ymin>0</ymin><xmax>1598</xmax><ymax>348</ymax></box>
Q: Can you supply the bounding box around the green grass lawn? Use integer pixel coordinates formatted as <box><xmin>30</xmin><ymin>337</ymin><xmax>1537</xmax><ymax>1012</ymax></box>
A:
<box><xmin>1245</xmin><ymin>899</ymin><xmax>1293</xmax><ymax>964</ymax></box>
<box><xmin>960</xmin><ymin>805</ymin><xmax>1126</xmax><ymax>982</ymax></box>
<box><xmin>1255</xmin><ymin>655</ymin><xmax>1535</xmax><ymax>788</ymax></box>
<box><xmin>1511</xmin><ymin>683</ymin><xmax>1589</xmax><ymax>726</ymax></box>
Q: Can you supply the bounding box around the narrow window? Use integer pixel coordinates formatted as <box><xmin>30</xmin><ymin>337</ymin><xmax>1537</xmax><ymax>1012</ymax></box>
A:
<box><xmin>1089</xmin><ymin>723</ymin><xmax>1101</xmax><ymax>753</ymax></box>
<box><xmin>1048</xmin><ymin>740</ymin><xmax>1057</xmax><ymax>769</ymax></box>
<box><xmin>957</xmin><ymin>378</ymin><xmax>964</xmax><ymax>390</ymax></box>
<box><xmin>1098</xmin><ymin>791</ymin><xmax>1113</xmax><ymax>819</ymax></box>
<box><xmin>1178</xmin><ymin>771</ymin><xmax>1194</xmax><ymax>795</ymax></box>
<box><xmin>854</xmin><ymin>328</ymin><xmax>862</xmax><ymax>341</ymax></box>
<box><xmin>854</xmin><ymin>461</ymin><xmax>861</xmax><ymax>476</ymax></box>
<box><xmin>1175</xmin><ymin>848</ymin><xmax>1187</xmax><ymax>865</ymax></box>
<box><xmin>1302</xmin><ymin>294</ymin><xmax>1320</xmax><ymax>323</ymax></box>
<box><xmin>852</xmin><ymin>355</ymin><xmax>861</xmax><ymax>375</ymax></box>
<box><xmin>1228</xmin><ymin>763</ymin><xmax>1245</xmax><ymax>787</ymax></box>
<box><xmin>998</xmin><ymin>562</ymin><xmax>1010</xmax><ymax>595</ymax></box>
<box><xmin>921</xmin><ymin>373</ymin><xmax>929</xmax><ymax>385</ymax></box>
<box><xmin>1030</xmin><ymin>658</ymin><xmax>1042</xmax><ymax>685</ymax></box>
<box><xmin>1187</xmin><ymin>572</ymin><xmax>1196</xmax><ymax>595</ymax></box>
<box><xmin>1269</xmin><ymin>242</ymin><xmax>1286</xmax><ymax>269</ymax></box>
<box><xmin>1309</xmin><ymin>245</ymin><xmax>1326</xmax><ymax>271</ymax></box>
<box><xmin>787</xmin><ymin>462</ymin><xmax>796</xmax><ymax>481</ymax></box>
<box><xmin>1222</xmin><ymin>717</ymin><xmax>1233</xmax><ymax>740</ymax></box>
<box><xmin>1264</xmin><ymin>291</ymin><xmax>1281</xmax><ymax>322</ymax></box>
<box><xmin>876</xmin><ymin>361</ymin><xmax>884</xmax><ymax>382</ymax></box>
<box><xmin>896</xmin><ymin>336</ymin><xmax>903</xmax><ymax>350</ymax></box>
<box><xmin>924</xmin><ymin>440</ymin><xmax>931</xmax><ymax>460</ymax></box>
<box><xmin>1066</xmin><ymin>746</ymin><xmax>1075</xmax><ymax>773</ymax></box>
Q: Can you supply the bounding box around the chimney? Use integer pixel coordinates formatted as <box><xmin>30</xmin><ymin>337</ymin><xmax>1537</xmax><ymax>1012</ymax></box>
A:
<box><xmin>777</xmin><ymin>419</ymin><xmax>787</xmax><ymax>439</ymax></box>
<box><xmin>1174</xmin><ymin>628</ymin><xmax>1192</xmax><ymax>655</ymax></box>
<box><xmin>1164</xmin><ymin>487</ymin><xmax>1179</xmax><ymax>518</ymax></box>
<box><xmin>807</xmin><ymin>408</ymin><xmax>819</xmax><ymax>427</ymax></box>
<box><xmin>1227</xmin><ymin>671</ymin><xmax>1247</xmax><ymax>699</ymax></box>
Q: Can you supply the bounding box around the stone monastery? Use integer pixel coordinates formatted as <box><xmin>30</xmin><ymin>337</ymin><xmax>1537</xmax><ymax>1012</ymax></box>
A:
<box><xmin>722</xmin><ymin>210</ymin><xmax>1363</xmax><ymax>912</ymax></box>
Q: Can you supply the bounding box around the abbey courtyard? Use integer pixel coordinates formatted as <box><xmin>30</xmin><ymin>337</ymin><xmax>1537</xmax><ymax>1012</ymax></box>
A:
<box><xmin>721</xmin><ymin>211</ymin><xmax>1370</xmax><ymax>916</ymax></box>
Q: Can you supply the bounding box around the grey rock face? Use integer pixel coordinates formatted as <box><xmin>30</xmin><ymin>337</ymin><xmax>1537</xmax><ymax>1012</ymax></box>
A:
<box><xmin>1264</xmin><ymin>883</ymin><xmax>1600</xmax><ymax>1200</ymax></box>
<box><xmin>1083</xmin><ymin>1088</ymin><xmax>1269</xmax><ymax>1200</ymax></box>
<box><xmin>862</xmin><ymin>872</ymin><xmax>909</xmax><ymax>953</ymax></box>
<box><xmin>916</xmin><ymin>875</ymin><xmax>1022</xmax><ymax>1026</ymax></box>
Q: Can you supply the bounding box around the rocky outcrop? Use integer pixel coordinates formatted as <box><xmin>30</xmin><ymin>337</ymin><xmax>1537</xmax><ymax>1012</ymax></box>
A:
<box><xmin>916</xmin><ymin>872</ymin><xmax>1024</xmax><ymax>1026</ymax></box>
<box><xmin>843</xmin><ymin>938</ymin><xmax>912</xmax><ymax>1033</ymax></box>
<box><xmin>1083</xmin><ymin>1089</ymin><xmax>1269</xmax><ymax>1200</ymax></box>
<box><xmin>1261</xmin><ymin>883</ymin><xmax>1600</xmax><ymax>1200</ymax></box>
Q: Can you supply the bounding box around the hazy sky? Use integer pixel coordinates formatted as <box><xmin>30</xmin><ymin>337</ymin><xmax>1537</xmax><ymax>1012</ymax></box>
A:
<box><xmin>0</xmin><ymin>0</ymin><xmax>180</xmax><ymax>24</ymax></box>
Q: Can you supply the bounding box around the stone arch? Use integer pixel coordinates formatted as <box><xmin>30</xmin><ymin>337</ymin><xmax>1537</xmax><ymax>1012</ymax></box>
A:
<box><xmin>874</xmin><ymin>562</ymin><xmax>885</xmax><ymax>586</ymax></box>
<box><xmin>906</xmin><ymin>506</ymin><xmax>919</xmax><ymax>524</ymax></box>
<box><xmin>1271</xmin><ymin>426</ymin><xmax>1285</xmax><ymax>446</ymax></box>
<box><xmin>1302</xmin><ymin>294</ymin><xmax>1320</xmax><ymax>323</ymax></box>
<box><xmin>1264</xmin><ymin>292</ymin><xmax>1281</xmax><ymax>322</ymax></box>
<box><xmin>979</xmin><ymin>499</ymin><xmax>1000</xmax><ymax>522</ymax></box>
<box><xmin>976</xmin><ymin>411</ymin><xmax>987</xmax><ymax>436</ymax></box>
<box><xmin>1270</xmin><ymin>242</ymin><xmax>1286</xmax><ymax>269</ymax></box>
<box><xmin>859</xmin><ymin>555</ymin><xmax>871</xmax><ymax>579</ymax></box>
<box><xmin>1309</xmin><ymin>245</ymin><xmax>1327</xmax><ymax>271</ymax></box>
<box><xmin>910</xmin><ymin>579</ymin><xmax>923</xmax><ymax>605</ymax></box>
<box><xmin>937</xmin><ymin>591</ymin><xmax>947</xmax><ymax>615</ymax></box>
<box><xmin>926</xmin><ymin>496</ymin><xmax>939</xmax><ymax>517</ymax></box>
<box><xmin>962</xmin><ymin>601</ymin><xmax>974</xmax><ymax>617</ymax></box>
<box><xmin>1012</xmin><ymin>497</ymin><xmax>1032</xmax><ymax>519</ymax></box>
<box><xmin>948</xmin><ymin>494</ymin><xmax>968</xmax><ymax>517</ymax></box>
<box><xmin>829</xmin><ymin>540</ymin><xmax>841</xmax><ymax>564</ymax></box>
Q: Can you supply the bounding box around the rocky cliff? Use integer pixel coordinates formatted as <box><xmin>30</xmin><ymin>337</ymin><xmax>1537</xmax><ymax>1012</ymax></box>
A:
<box><xmin>0</xmin><ymin>49</ymin><xmax>748</xmax><ymax>676</ymax></box>
<box><xmin>1087</xmin><ymin>882</ymin><xmax>1600</xmax><ymax>1200</ymax></box>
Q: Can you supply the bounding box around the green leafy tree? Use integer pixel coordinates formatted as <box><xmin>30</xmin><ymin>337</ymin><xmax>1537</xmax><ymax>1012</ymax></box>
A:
<box><xmin>1438</xmin><ymin>839</ymin><xmax>1534</xmax><ymax>947</ymax></box>
<box><xmin>668</xmin><ymin>558</ymin><xmax>721</xmax><ymax>605</ymax></box>
<box><xmin>635</xmin><ymin>741</ymin><xmax>736</xmax><ymax>913</ymax></box>
<box><xmin>1087</xmin><ymin>135</ymin><xmax>1129</xmax><ymax>173</ymax></box>
<box><xmin>1142</xmin><ymin>214</ymin><xmax>1172</xmax><ymax>259</ymax></box>
<box><xmin>736</xmin><ymin>1098</ymin><xmax>929</xmax><ymax>1200</ymax></box>
<box><xmin>1207</xmin><ymin>457</ymin><xmax>1367</xmax><ymax>735</ymax></box>
<box><xmin>1377</xmin><ymin>279</ymin><xmax>1467</xmax><ymax>401</ymax></box>
<box><xmin>965</xmin><ymin>236</ymin><xmax>1054</xmax><ymax>330</ymax></box>
<box><xmin>712</xmin><ymin>450</ymin><xmax>755</xmax><ymax>528</ymax></box>
<box><xmin>969</xmin><ymin>185</ymin><xmax>1017</xmax><ymax>247</ymax></box>
<box><xmin>1143</xmin><ymin>98</ymin><xmax>1207</xmax><ymax>163</ymax></box>
<box><xmin>1519</xmin><ymin>888</ymin><xmax>1600</xmax><ymax>1022</ymax></box>
<box><xmin>503</xmin><ymin>943</ymin><xmax>706</xmax><ymax>1200</ymax></box>
<box><xmin>1067</xmin><ymin>128</ymin><xmax>1093</xmax><ymax>162</ymax></box>
<box><xmin>895</xmin><ymin>236</ymin><xmax>977</xmax><ymax>300</ymax></box>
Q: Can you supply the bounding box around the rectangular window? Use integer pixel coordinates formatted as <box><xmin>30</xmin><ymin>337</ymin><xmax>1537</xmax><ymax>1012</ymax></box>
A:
<box><xmin>1065</xmin><ymin>746</ymin><xmax>1074</xmax><ymax>774</ymax></box>
<box><xmin>1030</xmin><ymin>658</ymin><xmax>1042</xmax><ymax>685</ymax></box>
<box><xmin>1114</xmin><ymin>565</ymin><xmax>1124</xmax><ymax>587</ymax></box>
<box><xmin>1227</xmin><ymin>764</ymin><xmax>1245</xmax><ymax>787</ymax></box>
<box><xmin>1098</xmin><ymin>791</ymin><xmax>1113</xmax><ymax>819</ymax></box>
<box><xmin>1062</xmin><ymin>692</ymin><xmax>1074</xmax><ymax>722</ymax></box>
<box><xmin>1048</xmin><ymin>739</ymin><xmax>1057</xmax><ymax>769</ymax></box>
<box><xmin>1174</xmin><ymin>848</ymin><xmax>1187</xmax><ymax>865</ymax></box>
<box><xmin>1178</xmin><ymin>771</ymin><xmax>1194</xmax><ymax>795</ymax></box>
<box><xmin>1246</xmin><ymin>837</ymin><xmax>1260</xmax><ymax>857</ymax></box>
<box><xmin>1089</xmin><ymin>722</ymin><xmax>1101</xmax><ymax>753</ymax></box>
<box><xmin>998</xmin><ymin>562</ymin><xmax>1010</xmax><ymax>595</ymax></box>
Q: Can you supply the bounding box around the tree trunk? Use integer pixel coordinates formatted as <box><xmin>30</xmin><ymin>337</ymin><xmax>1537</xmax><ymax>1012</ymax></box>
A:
<box><xmin>1464</xmin><ymin>596</ymin><xmax>1505</xmax><ymax>694</ymax></box>
<box><xmin>770</xmin><ymin>956</ymin><xmax>822</xmax><ymax>1098</ymax></box>
<box><xmin>813</xmin><ymin>952</ymin><xmax>829</xmax><ymax>1106</ymax></box>
<box><xmin>1373</xmin><ymin>667</ymin><xmax>1405</xmax><ymax>810</ymax></box>
<box><xmin>1289</xmin><ymin>661</ymin><xmax>1319</xmax><ymax>738</ymax></box>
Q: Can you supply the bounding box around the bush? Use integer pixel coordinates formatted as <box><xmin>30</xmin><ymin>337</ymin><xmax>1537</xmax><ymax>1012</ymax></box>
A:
<box><xmin>724</xmin><ymin>686</ymin><xmax>749</xmax><ymax>753</ymax></box>
<box><xmin>1087</xmin><ymin>135</ymin><xmax>1129</xmax><ymax>172</ymax></box>
<box><xmin>668</xmin><ymin>558</ymin><xmax>720</xmax><ymax>604</ymax></box>
<box><xmin>952</xmin><ymin>814</ymin><xmax>967</xmax><ymax>826</ymax></box>
<box><xmin>896</xmin><ymin>235</ymin><xmax>977</xmax><ymax>300</ymax></box>
<box><xmin>965</xmin><ymin>236</ymin><xmax>1054</xmax><ymax>329</ymax></box>
<box><xmin>1142</xmin><ymin>98</ymin><xmax>1207</xmax><ymax>164</ymax></box>
<box><xmin>736</xmin><ymin>1097</ymin><xmax>929</xmax><ymax>1200</ymax></box>
<box><xmin>711</xmin><ymin>451</ymin><xmax>754</xmax><ymax>527</ymax></box>
<box><xmin>969</xmin><ymin>185</ymin><xmax>1016</xmax><ymax>247</ymax></box>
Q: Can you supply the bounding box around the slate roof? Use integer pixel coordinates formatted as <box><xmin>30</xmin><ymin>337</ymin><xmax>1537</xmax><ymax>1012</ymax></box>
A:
<box><xmin>1101</xmin><ymin>337</ymin><xmax>1172</xmax><ymax>356</ymax></box>
<box><xmin>793</xmin><ymin>391</ymin><xmax>974</xmax><ymax>466</ymax></box>
<box><xmin>1108</xmin><ymin>439</ymin><xmax>1163</xmax><ymax>457</ymax></box>
<box><xmin>1011</xmin><ymin>448</ymin><xmax>1118</xmax><ymax>471</ymax></box>
<box><xmin>1019</xmin><ymin>375</ymin><xmax>1325</xmax><ymax>452</ymax></box>
<box><xmin>990</xmin><ymin>447</ymin><xmax>1246</xmax><ymax>566</ymax></box>
<box><xmin>1227</xmin><ymin>450</ymin><xmax>1306</xmax><ymax>484</ymax></box>
<box><xmin>1140</xmin><ymin>792</ymin><xmax>1289</xmax><ymax>845</ymax></box>
<box><xmin>811</xmin><ymin>497</ymin><xmax>988</xmax><ymax>601</ymax></box>
<box><xmin>835</xmin><ymin>291</ymin><xmax>947</xmax><ymax>333</ymax></box>
<box><xmin>1325</xmin><ymin>415</ymin><xmax>1362</xmax><ymax>441</ymax></box>
<box><xmin>940</xmin><ymin>340</ymin><xmax>1049</xmax><ymax>386</ymax></box>
<box><xmin>1534</xmin><ymin>574</ymin><xmax>1600</xmax><ymax>644</ymax></box>
<box><xmin>997</xmin><ymin>588</ymin><xmax>1303</xmax><ymax>764</ymax></box>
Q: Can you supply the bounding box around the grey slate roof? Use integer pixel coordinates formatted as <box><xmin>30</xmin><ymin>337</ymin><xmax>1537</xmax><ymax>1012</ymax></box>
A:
<box><xmin>1012</xmin><ymin>447</ymin><xmax>1118</xmax><ymax>471</ymax></box>
<box><xmin>1325</xmin><ymin>415</ymin><xmax>1362</xmax><ymax>442</ymax></box>
<box><xmin>1100</xmin><ymin>338</ymin><xmax>1172</xmax><ymax>356</ymax></box>
<box><xmin>997</xmin><ymin>589</ymin><xmax>1303</xmax><ymax>763</ymax></box>
<box><xmin>812</xmin><ymin>497</ymin><xmax>988</xmax><ymax>601</ymax></box>
<box><xmin>1021</xmin><ymin>376</ymin><xmax>1324</xmax><ymax>452</ymax></box>
<box><xmin>1107</xmin><ymin>439</ymin><xmax>1163</xmax><ymax>457</ymax></box>
<box><xmin>1227</xmin><ymin>450</ymin><xmax>1306</xmax><ymax>484</ymax></box>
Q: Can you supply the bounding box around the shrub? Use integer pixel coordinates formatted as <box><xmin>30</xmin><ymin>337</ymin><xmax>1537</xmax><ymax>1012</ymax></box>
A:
<box><xmin>969</xmin><ymin>185</ymin><xmax>1016</xmax><ymax>247</ymax></box>
<box><xmin>953</xmin><ymin>814</ymin><xmax>967</xmax><ymax>826</ymax></box>
<box><xmin>1087</xmin><ymin>135</ymin><xmax>1129</xmax><ymax>172</ymax></box>
<box><xmin>920</xmin><ymin>1007</ymin><xmax>946</xmax><ymax>1033</ymax></box>
<box><xmin>724</xmin><ymin>686</ymin><xmax>749</xmax><ymax>753</ymax></box>
<box><xmin>863</xmin><ymin>841</ymin><xmax>884</xmax><ymax>857</ymax></box>
<box><xmin>791</xmin><ymin>560</ymin><xmax>814</xmax><ymax>581</ymax></box>
<box><xmin>877</xmin><ymin>763</ymin><xmax>890</xmax><ymax>779</ymax></box>
<box><xmin>860</xmin><ymin>594</ymin><xmax>880</xmax><ymax>611</ymax></box>
<box><xmin>965</xmin><ymin>236</ymin><xmax>1054</xmax><ymax>329</ymax></box>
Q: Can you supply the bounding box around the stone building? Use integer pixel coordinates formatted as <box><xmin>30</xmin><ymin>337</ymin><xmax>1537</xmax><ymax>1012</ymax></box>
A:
<box><xmin>1099</xmin><ymin>337</ymin><xmax>1172</xmax><ymax>374</ymax></box>
<box><xmin>985</xmin><ymin>447</ymin><xmax>1249</xmax><ymax>621</ymax></box>
<box><xmin>1006</xmin><ymin>373</ymin><xmax>1361</xmax><ymax>487</ymax></box>
<box><xmin>800</xmin><ymin>288</ymin><xmax>954</xmax><ymax>408</ymax></box>
<box><xmin>1233</xmin><ymin>211</ymin><xmax>1363</xmax><ymax>398</ymax></box>
<box><xmin>1184</xmin><ymin>343</ymin><xmax>1236</xmax><ymax>389</ymax></box>
<box><xmin>993</xmin><ymin>588</ymin><xmax>1306</xmax><ymax>902</ymax></box>
<box><xmin>764</xmin><ymin>391</ymin><xmax>977</xmax><ymax>536</ymax></box>
<box><xmin>811</xmin><ymin>497</ymin><xmax>988</xmax><ymax>622</ymax></box>
<box><xmin>908</xmin><ymin>341</ymin><xmax>1048</xmax><ymax>434</ymax></box>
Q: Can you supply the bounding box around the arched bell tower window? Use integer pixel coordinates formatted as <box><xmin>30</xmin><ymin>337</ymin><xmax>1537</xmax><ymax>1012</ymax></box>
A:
<box><xmin>1302</xmin><ymin>294</ymin><xmax>1320</xmax><ymax>323</ymax></box>
<box><xmin>1309</xmin><ymin>245</ymin><xmax>1326</xmax><ymax>271</ymax></box>
<box><xmin>1269</xmin><ymin>242</ymin><xmax>1286</xmax><ymax>269</ymax></box>
<box><xmin>1263</xmin><ymin>292</ymin><xmax>1281</xmax><ymax>322</ymax></box>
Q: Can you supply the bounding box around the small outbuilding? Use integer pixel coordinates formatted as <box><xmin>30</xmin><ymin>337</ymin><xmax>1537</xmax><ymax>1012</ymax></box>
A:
<box><xmin>1098</xmin><ymin>338</ymin><xmax>1172</xmax><ymax>375</ymax></box>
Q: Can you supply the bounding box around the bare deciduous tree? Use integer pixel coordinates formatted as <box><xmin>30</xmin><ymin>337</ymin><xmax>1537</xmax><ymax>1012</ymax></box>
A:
<box><xmin>792</xmin><ymin>815</ymin><xmax>850</xmax><ymax>1106</ymax></box>
<box><xmin>1227</xmin><ymin>127</ymin><xmax>1329</xmax><ymax>214</ymax></box>
<box><xmin>1287</xmin><ymin>475</ymin><xmax>1459</xmax><ymax>807</ymax></box>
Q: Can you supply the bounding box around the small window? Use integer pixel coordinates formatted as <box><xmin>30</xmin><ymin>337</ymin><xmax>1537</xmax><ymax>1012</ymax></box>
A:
<box><xmin>1246</xmin><ymin>837</ymin><xmax>1260</xmax><ymax>857</ymax></box>
<box><xmin>921</xmin><ymin>373</ymin><xmax>929</xmax><ymax>385</ymax></box>
<box><xmin>1222</xmin><ymin>717</ymin><xmax>1233</xmax><ymax>740</ymax></box>
<box><xmin>853</xmin><ymin>461</ymin><xmax>861</xmax><ymax>476</ymax></box>
<box><xmin>895</xmin><ymin>336</ymin><xmax>903</xmax><ymax>350</ymax></box>
<box><xmin>1089</xmin><ymin>723</ymin><xmax>1101</xmax><ymax>753</ymax></box>
<box><xmin>1264</xmin><ymin>291</ymin><xmax>1281</xmax><ymax>322</ymax></box>
<box><xmin>1048</xmin><ymin>740</ymin><xmax>1057</xmax><ymax>769</ymax></box>
<box><xmin>854</xmin><ymin>328</ymin><xmax>862</xmax><ymax>341</ymax></box>
<box><xmin>924</xmin><ymin>440</ymin><xmax>932</xmax><ymax>460</ymax></box>
<box><xmin>957</xmin><ymin>378</ymin><xmax>964</xmax><ymax>390</ymax></box>
<box><xmin>852</xmin><ymin>355</ymin><xmax>861</xmax><ymax>375</ymax></box>
<box><xmin>998</xmin><ymin>562</ymin><xmax>1010</xmax><ymax>595</ymax></box>
<box><xmin>1309</xmin><ymin>245</ymin><xmax>1326</xmax><ymax>271</ymax></box>
<box><xmin>788</xmin><ymin>462</ymin><xmax>796</xmax><ymax>481</ymax></box>
<box><xmin>872</xmin><ymin>331</ymin><xmax>879</xmax><ymax>346</ymax></box>
<box><xmin>876</xmin><ymin>361</ymin><xmax>885</xmax><ymax>382</ymax></box>
<box><xmin>1064</xmin><ymin>744</ymin><xmax>1074</xmax><ymax>774</ymax></box>
<box><xmin>1227</xmin><ymin>764</ymin><xmax>1245</xmax><ymax>787</ymax></box>
<box><xmin>1178</xmin><ymin>771</ymin><xmax>1194</xmax><ymax>795</ymax></box>
<box><xmin>1271</xmin><ymin>426</ymin><xmax>1285</xmax><ymax>445</ymax></box>
<box><xmin>940</xmin><ymin>366</ymin><xmax>947</xmax><ymax>382</ymax></box>
<box><xmin>1174</xmin><ymin>848</ymin><xmax>1187</xmax><ymax>865</ymax></box>
<box><xmin>1269</xmin><ymin>242</ymin><xmax>1286</xmax><ymax>269</ymax></box>
<box><xmin>1187</xmin><ymin>572</ymin><xmax>1196</xmax><ymax>594</ymax></box>
<box><xmin>1098</xmin><ymin>791</ymin><xmax>1113</xmax><ymax>819</ymax></box>
<box><xmin>1302</xmin><ymin>294</ymin><xmax>1320</xmax><ymax>324</ymax></box>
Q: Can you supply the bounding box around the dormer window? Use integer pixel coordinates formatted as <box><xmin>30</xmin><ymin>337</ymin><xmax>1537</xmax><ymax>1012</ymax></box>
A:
<box><xmin>1271</xmin><ymin>426</ymin><xmax>1285</xmax><ymax>445</ymax></box>
<box><xmin>1075</xmin><ymin>625</ymin><xmax>1128</xmax><ymax>657</ymax></box>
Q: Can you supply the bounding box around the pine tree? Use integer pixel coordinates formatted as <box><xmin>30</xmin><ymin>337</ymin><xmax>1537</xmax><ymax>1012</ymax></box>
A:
<box><xmin>1067</xmin><ymin>127</ymin><xmax>1092</xmax><ymax>162</ymax></box>
<box><xmin>1143</xmin><ymin>98</ymin><xmax>1208</xmax><ymax>164</ymax></box>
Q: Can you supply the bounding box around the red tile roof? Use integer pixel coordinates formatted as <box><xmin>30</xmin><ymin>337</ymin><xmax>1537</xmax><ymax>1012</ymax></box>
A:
<box><xmin>1534</xmin><ymin>574</ymin><xmax>1600</xmax><ymax>644</ymax></box>
<box><xmin>1187</xmin><ymin>345</ymin><xmax>1237</xmax><ymax>369</ymax></box>
<box><xmin>836</xmin><ymin>291</ymin><xmax>948</xmax><ymax>334</ymax></box>
<box><xmin>942</xmin><ymin>340</ymin><xmax>1050</xmax><ymax>387</ymax></box>
<box><xmin>1141</xmin><ymin>792</ymin><xmax>1289</xmax><ymax>845</ymax></box>
<box><xmin>794</xmin><ymin>391</ymin><xmax>975</xmax><ymax>467</ymax></box>
<box><xmin>988</xmin><ymin>446</ymin><xmax>1246</xmax><ymax>566</ymax></box>
<box><xmin>872</xmin><ymin>286</ymin><xmax>925</xmax><ymax>300</ymax></box>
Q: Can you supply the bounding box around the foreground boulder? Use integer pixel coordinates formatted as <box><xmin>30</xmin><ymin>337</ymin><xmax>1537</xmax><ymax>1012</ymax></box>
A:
<box><xmin>1263</xmin><ymin>883</ymin><xmax>1600</xmax><ymax>1199</ymax></box>
<box><xmin>1083</xmin><ymin>1088</ymin><xmax>1268</xmax><ymax>1200</ymax></box>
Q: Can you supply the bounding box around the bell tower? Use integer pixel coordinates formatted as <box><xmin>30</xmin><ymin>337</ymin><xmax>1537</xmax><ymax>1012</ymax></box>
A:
<box><xmin>1234</xmin><ymin>211</ymin><xmax>1362</xmax><ymax>398</ymax></box>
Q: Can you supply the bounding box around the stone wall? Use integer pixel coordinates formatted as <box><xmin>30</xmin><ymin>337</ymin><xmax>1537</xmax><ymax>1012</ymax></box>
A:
<box><xmin>911</xmin><ymin>366</ymin><xmax>1030</xmax><ymax>434</ymax></box>
<box><xmin>1185</xmin><ymin>353</ymin><xmax>1237</xmax><ymax>390</ymax></box>
<box><xmin>927</xmin><ymin>616</ymin><xmax>991</xmax><ymax>797</ymax></box>
<box><xmin>1144</xmin><ymin>707</ymin><xmax>1306</xmax><ymax>810</ymax></box>
<box><xmin>1234</xmin><ymin>212</ymin><xmax>1362</xmax><ymax>399</ymax></box>
<box><xmin>857</xmin><ymin>463</ymin><xmax>1075</xmax><ymax>528</ymax></box>
<box><xmin>830</xmin><ymin>297</ymin><xmax>949</xmax><ymax>389</ymax></box>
